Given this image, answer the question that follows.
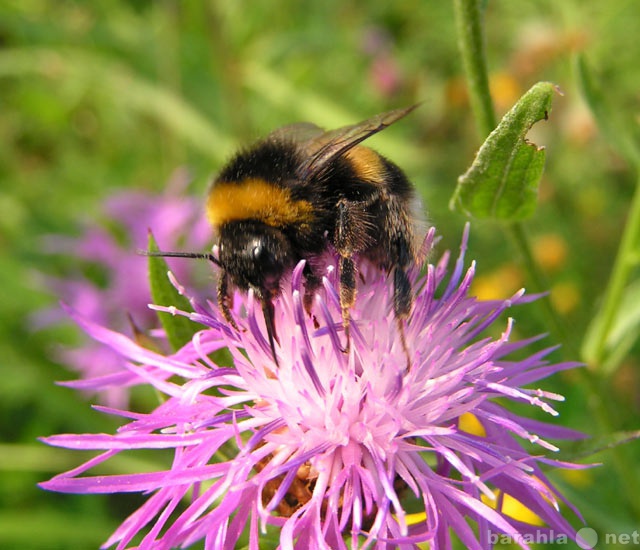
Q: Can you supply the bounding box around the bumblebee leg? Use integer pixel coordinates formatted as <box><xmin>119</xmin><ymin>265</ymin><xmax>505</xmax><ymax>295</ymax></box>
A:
<box><xmin>217</xmin><ymin>272</ymin><xmax>240</xmax><ymax>332</ymax></box>
<box><xmin>393</xmin><ymin>262</ymin><xmax>413</xmax><ymax>318</ymax></box>
<box><xmin>338</xmin><ymin>256</ymin><xmax>356</xmax><ymax>352</ymax></box>
<box><xmin>260</xmin><ymin>298</ymin><xmax>280</xmax><ymax>366</ymax></box>
<box><xmin>334</xmin><ymin>198</ymin><xmax>366</xmax><ymax>353</ymax></box>
<box><xmin>302</xmin><ymin>264</ymin><xmax>321</xmax><ymax>329</ymax></box>
<box><xmin>394</xmin><ymin>266</ymin><xmax>412</xmax><ymax>369</ymax></box>
<box><xmin>379</xmin><ymin>196</ymin><xmax>415</xmax><ymax>369</ymax></box>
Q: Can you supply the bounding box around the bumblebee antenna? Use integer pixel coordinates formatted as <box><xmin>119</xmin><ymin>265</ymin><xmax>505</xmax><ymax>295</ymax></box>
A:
<box><xmin>138</xmin><ymin>249</ymin><xmax>223</xmax><ymax>268</ymax></box>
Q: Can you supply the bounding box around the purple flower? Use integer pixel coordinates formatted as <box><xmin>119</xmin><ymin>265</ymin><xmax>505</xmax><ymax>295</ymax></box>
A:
<box><xmin>35</xmin><ymin>170</ymin><xmax>210</xmax><ymax>407</ymax></box>
<box><xmin>40</xmin><ymin>225</ymin><xmax>584</xmax><ymax>549</ymax></box>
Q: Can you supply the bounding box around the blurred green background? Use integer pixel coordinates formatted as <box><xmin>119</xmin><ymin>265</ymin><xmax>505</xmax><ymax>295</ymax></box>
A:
<box><xmin>1</xmin><ymin>1</ymin><xmax>639</xmax><ymax>548</ymax></box>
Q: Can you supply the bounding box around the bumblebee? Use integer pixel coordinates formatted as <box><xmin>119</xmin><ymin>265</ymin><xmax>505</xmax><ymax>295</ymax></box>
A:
<box><xmin>148</xmin><ymin>106</ymin><xmax>424</xmax><ymax>365</ymax></box>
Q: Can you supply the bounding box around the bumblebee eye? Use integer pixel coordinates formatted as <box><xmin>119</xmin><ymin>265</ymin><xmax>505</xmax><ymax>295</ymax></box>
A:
<box><xmin>252</xmin><ymin>243</ymin><xmax>276</xmax><ymax>267</ymax></box>
<box><xmin>252</xmin><ymin>243</ymin><xmax>262</xmax><ymax>260</ymax></box>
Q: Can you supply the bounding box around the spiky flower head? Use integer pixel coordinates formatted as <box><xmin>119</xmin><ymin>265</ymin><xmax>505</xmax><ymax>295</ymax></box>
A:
<box><xmin>41</xmin><ymin>226</ymin><xmax>583</xmax><ymax>549</ymax></box>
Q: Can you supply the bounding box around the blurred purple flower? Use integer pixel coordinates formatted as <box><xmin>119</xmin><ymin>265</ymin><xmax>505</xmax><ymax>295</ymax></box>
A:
<box><xmin>36</xmin><ymin>170</ymin><xmax>210</xmax><ymax>407</ymax></box>
<box><xmin>361</xmin><ymin>26</ymin><xmax>404</xmax><ymax>99</ymax></box>
<box><xmin>40</xmin><ymin>226</ymin><xmax>584</xmax><ymax>549</ymax></box>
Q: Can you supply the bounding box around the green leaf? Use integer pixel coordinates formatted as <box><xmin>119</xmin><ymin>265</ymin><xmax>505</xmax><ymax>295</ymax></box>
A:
<box><xmin>147</xmin><ymin>232</ymin><xmax>200</xmax><ymax>352</ymax></box>
<box><xmin>450</xmin><ymin>81</ymin><xmax>558</xmax><ymax>221</ymax></box>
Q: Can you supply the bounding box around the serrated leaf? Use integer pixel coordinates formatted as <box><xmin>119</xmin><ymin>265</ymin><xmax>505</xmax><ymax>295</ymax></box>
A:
<box><xmin>450</xmin><ymin>81</ymin><xmax>557</xmax><ymax>221</ymax></box>
<box><xmin>147</xmin><ymin>232</ymin><xmax>200</xmax><ymax>352</ymax></box>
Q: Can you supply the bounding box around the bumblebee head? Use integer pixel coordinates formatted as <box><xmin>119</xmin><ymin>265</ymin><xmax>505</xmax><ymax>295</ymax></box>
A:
<box><xmin>218</xmin><ymin>221</ymin><xmax>294</xmax><ymax>297</ymax></box>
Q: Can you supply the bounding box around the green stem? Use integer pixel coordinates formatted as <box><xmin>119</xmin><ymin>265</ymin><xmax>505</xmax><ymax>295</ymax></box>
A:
<box><xmin>454</xmin><ymin>0</ymin><xmax>571</xmax><ymax>349</ymax></box>
<box><xmin>588</xmin><ymin>170</ymin><xmax>640</xmax><ymax>368</ymax></box>
<box><xmin>453</xmin><ymin>0</ymin><xmax>496</xmax><ymax>137</ymax></box>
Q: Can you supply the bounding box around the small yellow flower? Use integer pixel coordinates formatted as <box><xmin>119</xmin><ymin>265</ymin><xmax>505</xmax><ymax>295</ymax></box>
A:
<box><xmin>482</xmin><ymin>490</ymin><xmax>544</xmax><ymax>526</ymax></box>
<box><xmin>458</xmin><ymin>412</ymin><xmax>486</xmax><ymax>437</ymax></box>
<box><xmin>560</xmin><ymin>468</ymin><xmax>593</xmax><ymax>488</ymax></box>
<box><xmin>550</xmin><ymin>281</ymin><xmax>580</xmax><ymax>314</ymax></box>
<box><xmin>533</xmin><ymin>234</ymin><xmax>568</xmax><ymax>272</ymax></box>
<box><xmin>471</xmin><ymin>264</ymin><xmax>523</xmax><ymax>301</ymax></box>
<box><xmin>490</xmin><ymin>72</ymin><xmax>522</xmax><ymax>114</ymax></box>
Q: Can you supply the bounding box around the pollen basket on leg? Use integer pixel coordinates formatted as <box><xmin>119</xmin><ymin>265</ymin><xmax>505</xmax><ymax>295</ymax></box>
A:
<box><xmin>206</xmin><ymin>179</ymin><xmax>315</xmax><ymax>228</ymax></box>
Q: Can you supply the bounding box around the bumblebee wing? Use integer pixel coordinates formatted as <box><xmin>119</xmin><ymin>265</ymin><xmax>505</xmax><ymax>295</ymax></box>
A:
<box><xmin>266</xmin><ymin>122</ymin><xmax>325</xmax><ymax>144</ymax></box>
<box><xmin>298</xmin><ymin>104</ymin><xmax>420</xmax><ymax>179</ymax></box>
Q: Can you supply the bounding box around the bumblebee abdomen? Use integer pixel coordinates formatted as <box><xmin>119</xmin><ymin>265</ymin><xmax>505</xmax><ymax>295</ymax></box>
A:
<box><xmin>343</xmin><ymin>146</ymin><xmax>386</xmax><ymax>183</ymax></box>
